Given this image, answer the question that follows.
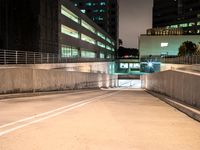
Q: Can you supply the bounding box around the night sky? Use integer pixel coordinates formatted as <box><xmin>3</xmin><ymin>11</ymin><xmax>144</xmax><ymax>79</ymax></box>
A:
<box><xmin>119</xmin><ymin>0</ymin><xmax>153</xmax><ymax>48</ymax></box>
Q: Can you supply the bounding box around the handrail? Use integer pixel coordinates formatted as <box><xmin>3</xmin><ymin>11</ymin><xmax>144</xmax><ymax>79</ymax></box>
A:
<box><xmin>0</xmin><ymin>49</ymin><xmax>114</xmax><ymax>65</ymax></box>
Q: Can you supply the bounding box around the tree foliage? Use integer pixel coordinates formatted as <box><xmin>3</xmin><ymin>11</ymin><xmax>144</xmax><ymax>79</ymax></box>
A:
<box><xmin>117</xmin><ymin>46</ymin><xmax>139</xmax><ymax>58</ymax></box>
<box><xmin>195</xmin><ymin>42</ymin><xmax>200</xmax><ymax>56</ymax></box>
<box><xmin>178</xmin><ymin>41</ymin><xmax>197</xmax><ymax>56</ymax></box>
<box><xmin>119</xmin><ymin>39</ymin><xmax>123</xmax><ymax>46</ymax></box>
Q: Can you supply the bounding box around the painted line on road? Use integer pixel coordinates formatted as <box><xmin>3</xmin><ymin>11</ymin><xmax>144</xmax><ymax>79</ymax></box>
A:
<box><xmin>0</xmin><ymin>91</ymin><xmax>120</xmax><ymax>137</ymax></box>
<box><xmin>0</xmin><ymin>91</ymin><xmax>113</xmax><ymax>129</ymax></box>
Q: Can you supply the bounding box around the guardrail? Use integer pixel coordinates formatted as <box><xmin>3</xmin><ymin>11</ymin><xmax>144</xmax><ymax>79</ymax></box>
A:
<box><xmin>161</xmin><ymin>56</ymin><xmax>200</xmax><ymax>64</ymax></box>
<box><xmin>0</xmin><ymin>49</ymin><xmax>113</xmax><ymax>65</ymax></box>
<box><xmin>140</xmin><ymin>55</ymin><xmax>200</xmax><ymax>65</ymax></box>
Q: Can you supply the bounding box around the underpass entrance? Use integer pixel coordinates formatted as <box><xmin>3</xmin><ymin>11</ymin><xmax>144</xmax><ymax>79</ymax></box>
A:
<box><xmin>118</xmin><ymin>79</ymin><xmax>142</xmax><ymax>88</ymax></box>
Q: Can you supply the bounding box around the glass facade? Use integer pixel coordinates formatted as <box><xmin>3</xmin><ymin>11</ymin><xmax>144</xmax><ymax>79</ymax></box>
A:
<box><xmin>81</xmin><ymin>34</ymin><xmax>96</xmax><ymax>44</ymax></box>
<box><xmin>61</xmin><ymin>24</ymin><xmax>79</xmax><ymax>38</ymax></box>
<box><xmin>106</xmin><ymin>45</ymin><xmax>111</xmax><ymax>51</ymax></box>
<box><xmin>97</xmin><ymin>32</ymin><xmax>106</xmax><ymax>40</ymax></box>
<box><xmin>100</xmin><ymin>53</ymin><xmax>105</xmax><ymax>58</ymax></box>
<box><xmin>81</xmin><ymin>20</ymin><xmax>96</xmax><ymax>33</ymax></box>
<box><xmin>97</xmin><ymin>41</ymin><xmax>105</xmax><ymax>48</ymax></box>
<box><xmin>59</xmin><ymin>3</ymin><xmax>115</xmax><ymax>61</ymax></box>
<box><xmin>106</xmin><ymin>37</ymin><xmax>112</xmax><ymax>44</ymax></box>
<box><xmin>61</xmin><ymin>45</ymin><xmax>79</xmax><ymax>57</ymax></box>
<box><xmin>81</xmin><ymin>50</ymin><xmax>96</xmax><ymax>58</ymax></box>
<box><xmin>61</xmin><ymin>5</ymin><xmax>79</xmax><ymax>23</ymax></box>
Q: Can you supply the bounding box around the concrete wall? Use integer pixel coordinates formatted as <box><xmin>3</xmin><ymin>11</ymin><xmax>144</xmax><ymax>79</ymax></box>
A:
<box><xmin>139</xmin><ymin>35</ymin><xmax>200</xmax><ymax>57</ymax></box>
<box><xmin>141</xmin><ymin>70</ymin><xmax>200</xmax><ymax>109</ymax></box>
<box><xmin>0</xmin><ymin>68</ymin><xmax>118</xmax><ymax>94</ymax></box>
<box><xmin>0</xmin><ymin>62</ymin><xmax>115</xmax><ymax>74</ymax></box>
<box><xmin>160</xmin><ymin>63</ymin><xmax>191</xmax><ymax>71</ymax></box>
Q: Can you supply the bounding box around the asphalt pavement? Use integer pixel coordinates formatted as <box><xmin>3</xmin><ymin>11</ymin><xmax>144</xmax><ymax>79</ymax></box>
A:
<box><xmin>0</xmin><ymin>89</ymin><xmax>200</xmax><ymax>150</ymax></box>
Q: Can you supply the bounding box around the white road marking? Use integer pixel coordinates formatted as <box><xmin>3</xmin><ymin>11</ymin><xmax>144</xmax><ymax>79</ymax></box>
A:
<box><xmin>0</xmin><ymin>91</ymin><xmax>120</xmax><ymax>137</ymax></box>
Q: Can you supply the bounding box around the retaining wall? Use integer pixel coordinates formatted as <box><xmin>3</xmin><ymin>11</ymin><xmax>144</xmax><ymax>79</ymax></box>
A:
<box><xmin>0</xmin><ymin>68</ymin><xmax>118</xmax><ymax>94</ymax></box>
<box><xmin>141</xmin><ymin>70</ymin><xmax>200</xmax><ymax>109</ymax></box>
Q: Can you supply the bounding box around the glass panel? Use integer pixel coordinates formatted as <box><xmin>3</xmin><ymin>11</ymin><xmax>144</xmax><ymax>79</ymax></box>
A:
<box><xmin>97</xmin><ymin>41</ymin><xmax>105</xmax><ymax>48</ymax></box>
<box><xmin>61</xmin><ymin>45</ymin><xmax>79</xmax><ymax>58</ymax></box>
<box><xmin>81</xmin><ymin>20</ymin><xmax>96</xmax><ymax>33</ymax></box>
<box><xmin>106</xmin><ymin>45</ymin><xmax>111</xmax><ymax>50</ymax></box>
<box><xmin>106</xmin><ymin>37</ymin><xmax>112</xmax><ymax>44</ymax></box>
<box><xmin>61</xmin><ymin>24</ymin><xmax>79</xmax><ymax>38</ymax></box>
<box><xmin>100</xmin><ymin>53</ymin><xmax>105</xmax><ymax>59</ymax></box>
<box><xmin>97</xmin><ymin>32</ymin><xmax>106</xmax><ymax>40</ymax></box>
<box><xmin>81</xmin><ymin>34</ymin><xmax>96</xmax><ymax>44</ymax></box>
<box><xmin>189</xmin><ymin>22</ymin><xmax>195</xmax><ymax>27</ymax></box>
<box><xmin>179</xmin><ymin>23</ymin><xmax>188</xmax><ymax>27</ymax></box>
<box><xmin>81</xmin><ymin>50</ymin><xmax>96</xmax><ymax>58</ymax></box>
<box><xmin>61</xmin><ymin>5</ymin><xmax>79</xmax><ymax>23</ymax></box>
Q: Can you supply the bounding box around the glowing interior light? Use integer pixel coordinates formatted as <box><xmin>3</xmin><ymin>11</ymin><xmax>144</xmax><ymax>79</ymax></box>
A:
<box><xmin>161</xmin><ymin>42</ymin><xmax>168</xmax><ymax>47</ymax></box>
<box><xmin>148</xmin><ymin>62</ymin><xmax>153</xmax><ymax>68</ymax></box>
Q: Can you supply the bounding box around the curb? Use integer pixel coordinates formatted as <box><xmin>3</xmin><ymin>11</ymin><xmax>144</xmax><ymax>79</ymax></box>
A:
<box><xmin>147</xmin><ymin>90</ymin><xmax>200</xmax><ymax>122</ymax></box>
<box><xmin>0</xmin><ymin>89</ymin><xmax>99</xmax><ymax>101</ymax></box>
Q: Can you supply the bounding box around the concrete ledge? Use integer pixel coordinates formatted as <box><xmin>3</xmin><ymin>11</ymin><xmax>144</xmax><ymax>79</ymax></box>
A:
<box><xmin>147</xmin><ymin>90</ymin><xmax>200</xmax><ymax>122</ymax></box>
<box><xmin>0</xmin><ymin>89</ymin><xmax>99</xmax><ymax>101</ymax></box>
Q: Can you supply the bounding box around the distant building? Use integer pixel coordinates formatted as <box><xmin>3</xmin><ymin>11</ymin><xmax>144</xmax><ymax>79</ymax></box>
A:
<box><xmin>153</xmin><ymin>0</ymin><xmax>200</xmax><ymax>35</ymax></box>
<box><xmin>139</xmin><ymin>0</ymin><xmax>200</xmax><ymax>58</ymax></box>
<box><xmin>139</xmin><ymin>35</ymin><xmax>200</xmax><ymax>57</ymax></box>
<box><xmin>0</xmin><ymin>0</ymin><xmax>116</xmax><ymax>61</ymax></box>
<box><xmin>70</xmin><ymin>0</ymin><xmax>119</xmax><ymax>43</ymax></box>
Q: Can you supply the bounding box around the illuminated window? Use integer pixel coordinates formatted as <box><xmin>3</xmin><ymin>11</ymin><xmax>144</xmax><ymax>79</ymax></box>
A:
<box><xmin>197</xmin><ymin>21</ymin><xmax>200</xmax><ymax>26</ymax></box>
<box><xmin>179</xmin><ymin>23</ymin><xmax>188</xmax><ymax>28</ymax></box>
<box><xmin>97</xmin><ymin>41</ymin><xmax>105</xmax><ymax>48</ymax></box>
<box><xmin>81</xmin><ymin>50</ymin><xmax>96</xmax><ymax>58</ymax></box>
<box><xmin>80</xmin><ymin>9</ymin><xmax>86</xmax><ymax>13</ymax></box>
<box><xmin>61</xmin><ymin>5</ymin><xmax>79</xmax><ymax>23</ymax></box>
<box><xmin>189</xmin><ymin>22</ymin><xmax>195</xmax><ymax>27</ymax></box>
<box><xmin>161</xmin><ymin>43</ymin><xmax>168</xmax><ymax>47</ymax></box>
<box><xmin>106</xmin><ymin>38</ymin><xmax>112</xmax><ymax>44</ymax></box>
<box><xmin>100</xmin><ymin>53</ymin><xmax>105</xmax><ymax>58</ymax></box>
<box><xmin>61</xmin><ymin>24</ymin><xmax>79</xmax><ymax>38</ymax></box>
<box><xmin>120</xmin><ymin>63</ymin><xmax>128</xmax><ymax>69</ymax></box>
<box><xmin>61</xmin><ymin>45</ymin><xmax>78</xmax><ymax>58</ymax></box>
<box><xmin>81</xmin><ymin>34</ymin><xmax>96</xmax><ymax>44</ymax></box>
<box><xmin>111</xmin><ymin>42</ymin><xmax>115</xmax><ymax>46</ymax></box>
<box><xmin>100</xmin><ymin>9</ymin><xmax>105</xmax><ymax>13</ymax></box>
<box><xmin>81</xmin><ymin>20</ymin><xmax>95</xmax><ymax>33</ymax></box>
<box><xmin>170</xmin><ymin>25</ymin><xmax>178</xmax><ymax>28</ymax></box>
<box><xmin>106</xmin><ymin>45</ymin><xmax>112</xmax><ymax>50</ymax></box>
<box><xmin>93</xmin><ymin>16</ymin><xmax>104</xmax><ymax>21</ymax></box>
<box><xmin>100</xmin><ymin>2</ymin><xmax>106</xmax><ymax>6</ymax></box>
<box><xmin>97</xmin><ymin>32</ymin><xmax>106</xmax><ymax>40</ymax></box>
<box><xmin>111</xmin><ymin>48</ymin><xmax>115</xmax><ymax>51</ymax></box>
<box><xmin>86</xmin><ymin>2</ymin><xmax>92</xmax><ymax>6</ymax></box>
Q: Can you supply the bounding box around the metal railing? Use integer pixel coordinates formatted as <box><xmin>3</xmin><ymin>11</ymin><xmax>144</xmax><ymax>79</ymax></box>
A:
<box><xmin>0</xmin><ymin>49</ymin><xmax>113</xmax><ymax>65</ymax></box>
<box><xmin>161</xmin><ymin>56</ymin><xmax>200</xmax><ymax>64</ymax></box>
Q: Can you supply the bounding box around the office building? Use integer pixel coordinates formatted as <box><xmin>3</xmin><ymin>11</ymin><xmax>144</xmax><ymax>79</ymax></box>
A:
<box><xmin>70</xmin><ymin>0</ymin><xmax>119</xmax><ymax>43</ymax></box>
<box><xmin>153</xmin><ymin>0</ymin><xmax>200</xmax><ymax>35</ymax></box>
<box><xmin>0</xmin><ymin>0</ymin><xmax>116</xmax><ymax>60</ymax></box>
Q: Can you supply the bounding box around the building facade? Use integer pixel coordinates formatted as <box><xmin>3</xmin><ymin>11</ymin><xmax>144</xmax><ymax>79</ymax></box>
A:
<box><xmin>139</xmin><ymin>35</ymin><xmax>200</xmax><ymax>57</ymax></box>
<box><xmin>153</xmin><ymin>0</ymin><xmax>200</xmax><ymax>35</ymax></box>
<box><xmin>70</xmin><ymin>0</ymin><xmax>119</xmax><ymax>43</ymax></box>
<box><xmin>0</xmin><ymin>0</ymin><xmax>116</xmax><ymax>60</ymax></box>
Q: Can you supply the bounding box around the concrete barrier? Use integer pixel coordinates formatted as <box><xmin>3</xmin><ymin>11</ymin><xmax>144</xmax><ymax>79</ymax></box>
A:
<box><xmin>0</xmin><ymin>68</ymin><xmax>118</xmax><ymax>94</ymax></box>
<box><xmin>141</xmin><ymin>70</ymin><xmax>200</xmax><ymax>109</ymax></box>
